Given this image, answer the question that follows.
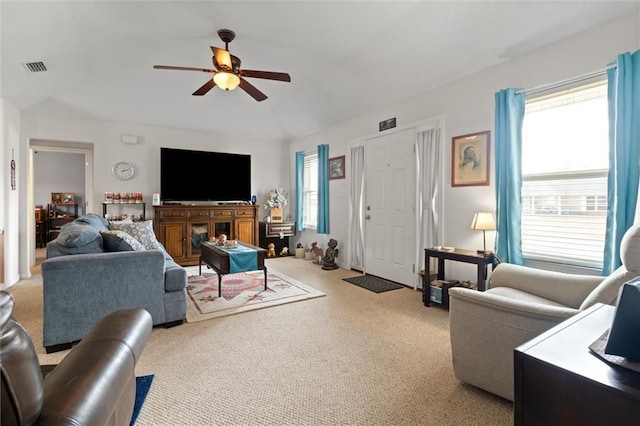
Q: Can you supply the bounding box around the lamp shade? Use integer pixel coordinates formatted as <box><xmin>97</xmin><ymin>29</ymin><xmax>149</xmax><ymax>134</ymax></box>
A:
<box><xmin>213</xmin><ymin>71</ymin><xmax>240</xmax><ymax>91</ymax></box>
<box><xmin>470</xmin><ymin>212</ymin><xmax>496</xmax><ymax>231</ymax></box>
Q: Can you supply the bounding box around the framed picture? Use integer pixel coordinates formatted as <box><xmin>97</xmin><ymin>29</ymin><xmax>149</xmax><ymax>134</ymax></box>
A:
<box><xmin>329</xmin><ymin>155</ymin><xmax>346</xmax><ymax>180</ymax></box>
<box><xmin>63</xmin><ymin>192</ymin><xmax>75</xmax><ymax>204</ymax></box>
<box><xmin>451</xmin><ymin>131</ymin><xmax>491</xmax><ymax>187</ymax></box>
<box><xmin>51</xmin><ymin>192</ymin><xmax>63</xmax><ymax>204</ymax></box>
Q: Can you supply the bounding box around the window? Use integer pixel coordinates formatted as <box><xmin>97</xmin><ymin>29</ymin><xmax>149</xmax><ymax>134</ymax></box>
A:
<box><xmin>303</xmin><ymin>153</ymin><xmax>318</xmax><ymax>229</ymax></box>
<box><xmin>522</xmin><ymin>80</ymin><xmax>608</xmax><ymax>268</ymax></box>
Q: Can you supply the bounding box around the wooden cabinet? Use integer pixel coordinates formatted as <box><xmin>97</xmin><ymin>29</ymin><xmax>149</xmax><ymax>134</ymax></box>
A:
<box><xmin>153</xmin><ymin>205</ymin><xmax>259</xmax><ymax>266</ymax></box>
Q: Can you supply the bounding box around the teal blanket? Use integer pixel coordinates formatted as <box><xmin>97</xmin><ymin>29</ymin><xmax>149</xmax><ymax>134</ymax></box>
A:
<box><xmin>220</xmin><ymin>244</ymin><xmax>258</xmax><ymax>273</ymax></box>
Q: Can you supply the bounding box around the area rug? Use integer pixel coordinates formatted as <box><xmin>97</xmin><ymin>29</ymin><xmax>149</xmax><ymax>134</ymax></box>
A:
<box><xmin>342</xmin><ymin>274</ymin><xmax>405</xmax><ymax>293</ymax></box>
<box><xmin>130</xmin><ymin>374</ymin><xmax>154</xmax><ymax>426</ymax></box>
<box><xmin>186</xmin><ymin>268</ymin><xmax>325</xmax><ymax>322</ymax></box>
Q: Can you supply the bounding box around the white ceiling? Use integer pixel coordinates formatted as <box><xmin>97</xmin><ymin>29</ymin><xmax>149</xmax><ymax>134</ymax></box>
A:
<box><xmin>1</xmin><ymin>1</ymin><xmax>638</xmax><ymax>141</ymax></box>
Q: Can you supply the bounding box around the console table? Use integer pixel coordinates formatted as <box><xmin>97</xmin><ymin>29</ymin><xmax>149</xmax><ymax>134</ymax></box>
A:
<box><xmin>422</xmin><ymin>247</ymin><xmax>494</xmax><ymax>306</ymax></box>
<box><xmin>514</xmin><ymin>303</ymin><xmax>640</xmax><ymax>425</ymax></box>
<box><xmin>102</xmin><ymin>202</ymin><xmax>146</xmax><ymax>221</ymax></box>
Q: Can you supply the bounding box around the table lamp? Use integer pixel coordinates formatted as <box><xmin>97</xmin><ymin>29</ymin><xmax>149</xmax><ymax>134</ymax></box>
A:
<box><xmin>470</xmin><ymin>212</ymin><xmax>496</xmax><ymax>254</ymax></box>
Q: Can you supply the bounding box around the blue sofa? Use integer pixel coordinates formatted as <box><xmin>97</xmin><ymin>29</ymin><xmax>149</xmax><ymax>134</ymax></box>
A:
<box><xmin>42</xmin><ymin>214</ymin><xmax>187</xmax><ymax>353</ymax></box>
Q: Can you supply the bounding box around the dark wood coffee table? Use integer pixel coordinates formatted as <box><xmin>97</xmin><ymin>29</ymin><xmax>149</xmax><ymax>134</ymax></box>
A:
<box><xmin>199</xmin><ymin>241</ymin><xmax>268</xmax><ymax>297</ymax></box>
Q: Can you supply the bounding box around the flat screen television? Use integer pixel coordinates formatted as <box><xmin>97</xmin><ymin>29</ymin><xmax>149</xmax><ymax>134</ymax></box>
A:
<box><xmin>160</xmin><ymin>147</ymin><xmax>251</xmax><ymax>202</ymax></box>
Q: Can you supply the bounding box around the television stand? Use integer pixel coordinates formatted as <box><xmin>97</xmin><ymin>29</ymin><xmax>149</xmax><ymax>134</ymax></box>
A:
<box><xmin>153</xmin><ymin>204</ymin><xmax>259</xmax><ymax>266</ymax></box>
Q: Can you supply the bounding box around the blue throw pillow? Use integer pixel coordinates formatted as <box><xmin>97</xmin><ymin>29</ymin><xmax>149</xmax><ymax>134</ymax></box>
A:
<box><xmin>73</xmin><ymin>213</ymin><xmax>109</xmax><ymax>231</ymax></box>
<box><xmin>56</xmin><ymin>223</ymin><xmax>103</xmax><ymax>249</ymax></box>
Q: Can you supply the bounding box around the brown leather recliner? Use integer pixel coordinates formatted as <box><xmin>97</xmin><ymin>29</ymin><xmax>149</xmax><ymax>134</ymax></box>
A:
<box><xmin>0</xmin><ymin>291</ymin><xmax>152</xmax><ymax>425</ymax></box>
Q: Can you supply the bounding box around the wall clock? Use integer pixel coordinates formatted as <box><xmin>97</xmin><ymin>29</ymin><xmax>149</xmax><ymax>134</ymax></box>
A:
<box><xmin>112</xmin><ymin>161</ymin><xmax>135</xmax><ymax>180</ymax></box>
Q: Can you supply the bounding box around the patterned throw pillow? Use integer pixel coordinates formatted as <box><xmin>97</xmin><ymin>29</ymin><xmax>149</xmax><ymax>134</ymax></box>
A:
<box><xmin>109</xmin><ymin>220</ymin><xmax>161</xmax><ymax>250</ymax></box>
<box><xmin>101</xmin><ymin>230</ymin><xmax>146</xmax><ymax>252</ymax></box>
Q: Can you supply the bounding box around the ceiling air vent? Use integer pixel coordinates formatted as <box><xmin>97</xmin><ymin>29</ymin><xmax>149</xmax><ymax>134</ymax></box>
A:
<box><xmin>22</xmin><ymin>61</ymin><xmax>47</xmax><ymax>73</ymax></box>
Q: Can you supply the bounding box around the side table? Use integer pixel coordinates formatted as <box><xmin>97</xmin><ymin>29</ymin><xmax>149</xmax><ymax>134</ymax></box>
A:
<box><xmin>422</xmin><ymin>247</ymin><xmax>494</xmax><ymax>307</ymax></box>
<box><xmin>514</xmin><ymin>303</ymin><xmax>640</xmax><ymax>425</ymax></box>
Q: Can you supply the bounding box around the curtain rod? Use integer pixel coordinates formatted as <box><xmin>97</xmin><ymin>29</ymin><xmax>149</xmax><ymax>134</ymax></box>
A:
<box><xmin>516</xmin><ymin>64</ymin><xmax>617</xmax><ymax>96</ymax></box>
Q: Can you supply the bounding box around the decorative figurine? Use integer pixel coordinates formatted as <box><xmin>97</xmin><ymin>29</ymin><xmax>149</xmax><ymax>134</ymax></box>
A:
<box><xmin>267</xmin><ymin>243</ymin><xmax>277</xmax><ymax>257</ymax></box>
<box><xmin>311</xmin><ymin>242</ymin><xmax>323</xmax><ymax>265</ymax></box>
<box><xmin>280</xmin><ymin>246</ymin><xmax>289</xmax><ymax>256</ymax></box>
<box><xmin>217</xmin><ymin>234</ymin><xmax>227</xmax><ymax>246</ymax></box>
<box><xmin>322</xmin><ymin>239</ymin><xmax>339</xmax><ymax>270</ymax></box>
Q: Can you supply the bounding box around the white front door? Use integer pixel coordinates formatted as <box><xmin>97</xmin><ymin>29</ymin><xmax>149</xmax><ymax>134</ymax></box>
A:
<box><xmin>364</xmin><ymin>128</ymin><xmax>416</xmax><ymax>285</ymax></box>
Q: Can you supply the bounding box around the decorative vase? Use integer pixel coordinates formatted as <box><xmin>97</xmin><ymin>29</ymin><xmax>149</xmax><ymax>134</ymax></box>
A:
<box><xmin>295</xmin><ymin>248</ymin><xmax>305</xmax><ymax>259</ymax></box>
<box><xmin>304</xmin><ymin>251</ymin><xmax>314</xmax><ymax>260</ymax></box>
<box><xmin>270</xmin><ymin>207</ymin><xmax>283</xmax><ymax>223</ymax></box>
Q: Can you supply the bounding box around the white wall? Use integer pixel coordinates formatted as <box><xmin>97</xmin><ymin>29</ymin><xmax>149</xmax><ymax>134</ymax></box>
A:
<box><xmin>34</xmin><ymin>151</ymin><xmax>85</xmax><ymax>211</ymax></box>
<box><xmin>288</xmin><ymin>11</ymin><xmax>640</xmax><ymax>281</ymax></box>
<box><xmin>22</xmin><ymin>114</ymin><xmax>287</xmax><ymax>214</ymax></box>
<box><xmin>1</xmin><ymin>99</ymin><xmax>21</xmax><ymax>287</ymax></box>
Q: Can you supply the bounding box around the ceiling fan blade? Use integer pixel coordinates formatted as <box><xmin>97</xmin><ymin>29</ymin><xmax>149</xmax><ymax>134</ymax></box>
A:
<box><xmin>154</xmin><ymin>65</ymin><xmax>216</xmax><ymax>73</ymax></box>
<box><xmin>211</xmin><ymin>46</ymin><xmax>232</xmax><ymax>70</ymax></box>
<box><xmin>239</xmin><ymin>77</ymin><xmax>268</xmax><ymax>102</ymax></box>
<box><xmin>192</xmin><ymin>79</ymin><xmax>216</xmax><ymax>96</ymax></box>
<box><xmin>240</xmin><ymin>70</ymin><xmax>291</xmax><ymax>82</ymax></box>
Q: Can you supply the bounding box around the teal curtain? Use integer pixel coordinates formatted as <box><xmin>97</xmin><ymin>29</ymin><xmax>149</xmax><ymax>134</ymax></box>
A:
<box><xmin>603</xmin><ymin>50</ymin><xmax>640</xmax><ymax>275</ymax></box>
<box><xmin>295</xmin><ymin>151</ymin><xmax>305</xmax><ymax>232</ymax></box>
<box><xmin>494</xmin><ymin>88</ymin><xmax>525</xmax><ymax>264</ymax></box>
<box><xmin>317</xmin><ymin>144</ymin><xmax>330</xmax><ymax>234</ymax></box>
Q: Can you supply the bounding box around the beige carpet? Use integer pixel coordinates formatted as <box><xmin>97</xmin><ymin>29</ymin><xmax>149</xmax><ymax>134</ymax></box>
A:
<box><xmin>8</xmin><ymin>257</ymin><xmax>513</xmax><ymax>425</ymax></box>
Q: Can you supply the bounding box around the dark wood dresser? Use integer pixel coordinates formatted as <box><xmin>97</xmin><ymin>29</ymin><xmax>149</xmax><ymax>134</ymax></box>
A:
<box><xmin>514</xmin><ymin>303</ymin><xmax>640</xmax><ymax>426</ymax></box>
<box><xmin>258</xmin><ymin>221</ymin><xmax>295</xmax><ymax>256</ymax></box>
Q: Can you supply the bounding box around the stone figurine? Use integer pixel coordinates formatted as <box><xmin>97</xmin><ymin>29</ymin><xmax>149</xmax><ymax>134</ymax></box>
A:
<box><xmin>322</xmin><ymin>239</ymin><xmax>339</xmax><ymax>270</ymax></box>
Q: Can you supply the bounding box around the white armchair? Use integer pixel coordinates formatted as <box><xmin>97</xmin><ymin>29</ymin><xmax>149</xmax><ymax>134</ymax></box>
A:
<box><xmin>448</xmin><ymin>224</ymin><xmax>640</xmax><ymax>401</ymax></box>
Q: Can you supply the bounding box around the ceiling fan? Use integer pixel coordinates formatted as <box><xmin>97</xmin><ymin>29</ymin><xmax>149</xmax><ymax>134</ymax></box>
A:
<box><xmin>153</xmin><ymin>29</ymin><xmax>291</xmax><ymax>102</ymax></box>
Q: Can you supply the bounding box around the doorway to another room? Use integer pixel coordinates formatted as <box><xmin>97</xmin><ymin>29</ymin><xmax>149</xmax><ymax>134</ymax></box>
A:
<box><xmin>29</xmin><ymin>143</ymin><xmax>93</xmax><ymax>275</ymax></box>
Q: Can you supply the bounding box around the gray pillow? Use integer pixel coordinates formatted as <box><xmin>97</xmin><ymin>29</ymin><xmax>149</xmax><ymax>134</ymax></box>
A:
<box><xmin>109</xmin><ymin>220</ymin><xmax>161</xmax><ymax>250</ymax></box>
<box><xmin>56</xmin><ymin>223</ymin><xmax>102</xmax><ymax>249</ymax></box>
<box><xmin>73</xmin><ymin>213</ymin><xmax>109</xmax><ymax>231</ymax></box>
<box><xmin>101</xmin><ymin>230</ymin><xmax>146</xmax><ymax>252</ymax></box>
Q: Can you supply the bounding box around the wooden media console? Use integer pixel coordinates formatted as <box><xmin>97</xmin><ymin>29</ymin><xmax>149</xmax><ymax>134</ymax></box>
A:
<box><xmin>153</xmin><ymin>204</ymin><xmax>259</xmax><ymax>266</ymax></box>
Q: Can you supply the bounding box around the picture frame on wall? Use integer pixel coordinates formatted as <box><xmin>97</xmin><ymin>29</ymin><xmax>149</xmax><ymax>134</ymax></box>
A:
<box><xmin>451</xmin><ymin>131</ymin><xmax>491</xmax><ymax>187</ymax></box>
<box><xmin>329</xmin><ymin>155</ymin><xmax>346</xmax><ymax>180</ymax></box>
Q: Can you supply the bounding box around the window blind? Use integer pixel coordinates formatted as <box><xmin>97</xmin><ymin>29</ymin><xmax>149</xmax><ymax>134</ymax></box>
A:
<box><xmin>522</xmin><ymin>80</ymin><xmax>608</xmax><ymax>268</ymax></box>
<box><xmin>303</xmin><ymin>153</ymin><xmax>318</xmax><ymax>229</ymax></box>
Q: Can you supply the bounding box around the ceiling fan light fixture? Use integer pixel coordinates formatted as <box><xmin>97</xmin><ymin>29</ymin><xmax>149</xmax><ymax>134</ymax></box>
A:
<box><xmin>213</xmin><ymin>71</ymin><xmax>240</xmax><ymax>91</ymax></box>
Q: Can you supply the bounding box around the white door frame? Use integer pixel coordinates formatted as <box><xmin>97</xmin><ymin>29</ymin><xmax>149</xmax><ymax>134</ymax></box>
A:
<box><xmin>347</xmin><ymin>116</ymin><xmax>444</xmax><ymax>285</ymax></box>
<box><xmin>27</xmin><ymin>140</ymin><xmax>94</xmax><ymax>272</ymax></box>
